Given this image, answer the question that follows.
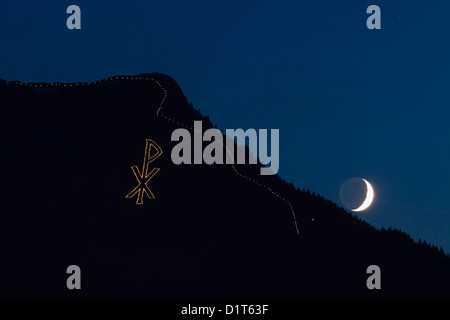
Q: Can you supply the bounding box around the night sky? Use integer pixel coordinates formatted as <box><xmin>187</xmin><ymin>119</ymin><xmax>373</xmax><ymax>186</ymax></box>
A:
<box><xmin>1</xmin><ymin>1</ymin><xmax>449</xmax><ymax>252</ymax></box>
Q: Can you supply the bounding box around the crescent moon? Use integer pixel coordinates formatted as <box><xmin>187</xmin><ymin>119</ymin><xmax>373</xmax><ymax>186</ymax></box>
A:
<box><xmin>352</xmin><ymin>179</ymin><xmax>374</xmax><ymax>212</ymax></box>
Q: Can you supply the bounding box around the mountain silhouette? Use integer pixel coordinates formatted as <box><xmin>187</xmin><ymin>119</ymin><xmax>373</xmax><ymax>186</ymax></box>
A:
<box><xmin>0</xmin><ymin>73</ymin><xmax>449</xmax><ymax>299</ymax></box>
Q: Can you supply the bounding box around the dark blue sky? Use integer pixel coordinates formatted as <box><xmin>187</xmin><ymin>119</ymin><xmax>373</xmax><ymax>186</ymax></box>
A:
<box><xmin>1</xmin><ymin>1</ymin><xmax>449</xmax><ymax>252</ymax></box>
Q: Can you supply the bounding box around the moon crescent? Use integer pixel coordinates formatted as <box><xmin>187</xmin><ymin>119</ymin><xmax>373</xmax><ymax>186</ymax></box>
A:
<box><xmin>352</xmin><ymin>179</ymin><xmax>374</xmax><ymax>212</ymax></box>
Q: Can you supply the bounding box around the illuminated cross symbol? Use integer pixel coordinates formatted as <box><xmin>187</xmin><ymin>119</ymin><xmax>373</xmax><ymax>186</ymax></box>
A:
<box><xmin>126</xmin><ymin>139</ymin><xmax>163</xmax><ymax>205</ymax></box>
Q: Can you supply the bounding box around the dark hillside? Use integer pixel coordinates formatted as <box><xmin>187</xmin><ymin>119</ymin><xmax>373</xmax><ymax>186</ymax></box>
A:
<box><xmin>0</xmin><ymin>73</ymin><xmax>448</xmax><ymax>299</ymax></box>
